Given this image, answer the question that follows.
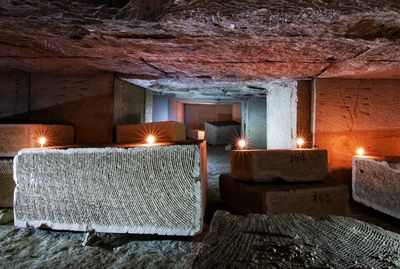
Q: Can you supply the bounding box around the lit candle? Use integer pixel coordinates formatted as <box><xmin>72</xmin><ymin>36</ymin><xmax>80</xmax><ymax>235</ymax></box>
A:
<box><xmin>296</xmin><ymin>137</ymin><xmax>305</xmax><ymax>149</ymax></box>
<box><xmin>38</xmin><ymin>137</ymin><xmax>47</xmax><ymax>148</ymax></box>
<box><xmin>236</xmin><ymin>138</ymin><xmax>248</xmax><ymax>150</ymax></box>
<box><xmin>356</xmin><ymin>147</ymin><xmax>365</xmax><ymax>156</ymax></box>
<box><xmin>146</xmin><ymin>135</ymin><xmax>156</xmax><ymax>145</ymax></box>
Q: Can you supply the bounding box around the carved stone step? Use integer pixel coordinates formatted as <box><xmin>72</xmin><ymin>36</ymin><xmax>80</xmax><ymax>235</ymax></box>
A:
<box><xmin>352</xmin><ymin>156</ymin><xmax>400</xmax><ymax>219</ymax></box>
<box><xmin>231</xmin><ymin>148</ymin><xmax>328</xmax><ymax>182</ymax></box>
<box><xmin>219</xmin><ymin>174</ymin><xmax>349</xmax><ymax>217</ymax></box>
<box><xmin>14</xmin><ymin>142</ymin><xmax>207</xmax><ymax>235</ymax></box>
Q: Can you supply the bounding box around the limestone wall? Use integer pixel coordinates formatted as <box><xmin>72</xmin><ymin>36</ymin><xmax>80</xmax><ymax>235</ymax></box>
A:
<box><xmin>315</xmin><ymin>78</ymin><xmax>400</xmax><ymax>183</ymax></box>
<box><xmin>14</xmin><ymin>143</ymin><xmax>207</xmax><ymax>235</ymax></box>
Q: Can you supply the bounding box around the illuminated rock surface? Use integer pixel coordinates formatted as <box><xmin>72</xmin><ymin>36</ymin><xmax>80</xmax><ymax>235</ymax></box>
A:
<box><xmin>0</xmin><ymin>0</ymin><xmax>398</xmax><ymax>79</ymax></box>
<box><xmin>353</xmin><ymin>156</ymin><xmax>400</xmax><ymax>219</ymax></box>
<box><xmin>14</xmin><ymin>143</ymin><xmax>207</xmax><ymax>236</ymax></box>
<box><xmin>193</xmin><ymin>211</ymin><xmax>400</xmax><ymax>268</ymax></box>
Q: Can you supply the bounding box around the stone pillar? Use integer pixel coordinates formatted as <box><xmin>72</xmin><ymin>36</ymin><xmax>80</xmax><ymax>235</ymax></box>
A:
<box><xmin>266</xmin><ymin>81</ymin><xmax>297</xmax><ymax>149</ymax></box>
<box><xmin>244</xmin><ymin>98</ymin><xmax>267</xmax><ymax>148</ymax></box>
<box><xmin>152</xmin><ymin>95</ymin><xmax>169</xmax><ymax>122</ymax></box>
<box><xmin>144</xmin><ymin>90</ymin><xmax>153</xmax><ymax>123</ymax></box>
<box><xmin>113</xmin><ymin>77</ymin><xmax>146</xmax><ymax>125</ymax></box>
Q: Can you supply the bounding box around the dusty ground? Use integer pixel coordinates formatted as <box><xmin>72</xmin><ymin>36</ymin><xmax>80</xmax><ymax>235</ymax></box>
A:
<box><xmin>0</xmin><ymin>146</ymin><xmax>399</xmax><ymax>268</ymax></box>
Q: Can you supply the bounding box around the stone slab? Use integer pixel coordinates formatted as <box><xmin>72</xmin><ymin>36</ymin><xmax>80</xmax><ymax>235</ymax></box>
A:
<box><xmin>231</xmin><ymin>148</ymin><xmax>328</xmax><ymax>182</ymax></box>
<box><xmin>14</xmin><ymin>142</ymin><xmax>207</xmax><ymax>235</ymax></box>
<box><xmin>352</xmin><ymin>156</ymin><xmax>400</xmax><ymax>219</ymax></box>
<box><xmin>204</xmin><ymin>121</ymin><xmax>240</xmax><ymax>146</ymax></box>
<box><xmin>116</xmin><ymin>121</ymin><xmax>186</xmax><ymax>144</ymax></box>
<box><xmin>193</xmin><ymin>211</ymin><xmax>400</xmax><ymax>268</ymax></box>
<box><xmin>0</xmin><ymin>158</ymin><xmax>14</xmax><ymax>207</ymax></box>
<box><xmin>219</xmin><ymin>174</ymin><xmax>349</xmax><ymax>217</ymax></box>
<box><xmin>0</xmin><ymin>124</ymin><xmax>74</xmax><ymax>157</ymax></box>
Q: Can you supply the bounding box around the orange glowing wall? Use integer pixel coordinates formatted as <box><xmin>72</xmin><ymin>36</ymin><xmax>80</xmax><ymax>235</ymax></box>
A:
<box><xmin>315</xmin><ymin>78</ymin><xmax>400</xmax><ymax>184</ymax></box>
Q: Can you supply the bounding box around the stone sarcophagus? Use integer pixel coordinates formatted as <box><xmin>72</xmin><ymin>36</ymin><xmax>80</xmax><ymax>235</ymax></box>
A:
<box><xmin>13</xmin><ymin>141</ymin><xmax>207</xmax><ymax>235</ymax></box>
<box><xmin>0</xmin><ymin>124</ymin><xmax>74</xmax><ymax>157</ymax></box>
<box><xmin>352</xmin><ymin>156</ymin><xmax>400</xmax><ymax>219</ymax></box>
<box><xmin>231</xmin><ymin>149</ymin><xmax>328</xmax><ymax>182</ymax></box>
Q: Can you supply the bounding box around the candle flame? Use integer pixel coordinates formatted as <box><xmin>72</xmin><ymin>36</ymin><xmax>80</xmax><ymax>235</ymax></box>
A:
<box><xmin>236</xmin><ymin>138</ymin><xmax>248</xmax><ymax>150</ymax></box>
<box><xmin>357</xmin><ymin>147</ymin><xmax>365</xmax><ymax>156</ymax></box>
<box><xmin>296</xmin><ymin>137</ymin><xmax>305</xmax><ymax>148</ymax></box>
<box><xmin>38</xmin><ymin>137</ymin><xmax>47</xmax><ymax>148</ymax></box>
<box><xmin>146</xmin><ymin>135</ymin><xmax>156</xmax><ymax>145</ymax></box>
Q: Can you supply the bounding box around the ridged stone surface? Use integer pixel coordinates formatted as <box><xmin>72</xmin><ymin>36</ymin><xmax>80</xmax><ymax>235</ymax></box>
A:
<box><xmin>13</xmin><ymin>143</ymin><xmax>207</xmax><ymax>235</ymax></box>
<box><xmin>193</xmin><ymin>211</ymin><xmax>400</xmax><ymax>268</ymax></box>
<box><xmin>0</xmin><ymin>124</ymin><xmax>74</xmax><ymax>157</ymax></box>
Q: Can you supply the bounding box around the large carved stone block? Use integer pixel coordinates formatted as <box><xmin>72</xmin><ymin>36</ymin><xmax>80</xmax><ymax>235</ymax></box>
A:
<box><xmin>220</xmin><ymin>174</ymin><xmax>349</xmax><ymax>217</ymax></box>
<box><xmin>116</xmin><ymin>121</ymin><xmax>186</xmax><ymax>143</ymax></box>
<box><xmin>14</xmin><ymin>142</ymin><xmax>207</xmax><ymax>235</ymax></box>
<box><xmin>204</xmin><ymin>121</ymin><xmax>240</xmax><ymax>146</ymax></box>
<box><xmin>352</xmin><ymin>156</ymin><xmax>400</xmax><ymax>219</ymax></box>
<box><xmin>231</xmin><ymin>149</ymin><xmax>328</xmax><ymax>182</ymax></box>
<box><xmin>0</xmin><ymin>124</ymin><xmax>74</xmax><ymax>157</ymax></box>
<box><xmin>0</xmin><ymin>158</ymin><xmax>14</xmax><ymax>207</ymax></box>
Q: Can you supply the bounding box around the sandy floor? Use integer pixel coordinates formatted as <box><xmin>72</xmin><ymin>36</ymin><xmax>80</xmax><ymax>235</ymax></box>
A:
<box><xmin>1</xmin><ymin>146</ymin><xmax>399</xmax><ymax>268</ymax></box>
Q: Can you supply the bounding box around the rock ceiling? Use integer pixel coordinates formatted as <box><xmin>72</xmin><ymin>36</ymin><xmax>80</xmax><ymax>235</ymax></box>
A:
<box><xmin>0</xmin><ymin>0</ymin><xmax>399</xmax><ymax>82</ymax></box>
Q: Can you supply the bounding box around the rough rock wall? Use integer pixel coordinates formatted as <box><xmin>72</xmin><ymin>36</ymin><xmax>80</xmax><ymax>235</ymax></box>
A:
<box><xmin>315</xmin><ymin>78</ymin><xmax>400</xmax><ymax>183</ymax></box>
<box><xmin>0</xmin><ymin>71</ymin><xmax>114</xmax><ymax>144</ymax></box>
<box><xmin>14</xmin><ymin>143</ymin><xmax>207</xmax><ymax>235</ymax></box>
<box><xmin>0</xmin><ymin>0</ymin><xmax>398</xmax><ymax>79</ymax></box>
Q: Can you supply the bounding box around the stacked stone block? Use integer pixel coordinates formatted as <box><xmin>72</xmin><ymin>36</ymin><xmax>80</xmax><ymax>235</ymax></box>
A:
<box><xmin>221</xmin><ymin>148</ymin><xmax>349</xmax><ymax>217</ymax></box>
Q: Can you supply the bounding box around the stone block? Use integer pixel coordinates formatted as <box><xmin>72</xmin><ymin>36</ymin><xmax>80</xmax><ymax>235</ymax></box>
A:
<box><xmin>352</xmin><ymin>156</ymin><xmax>400</xmax><ymax>219</ymax></box>
<box><xmin>14</xmin><ymin>142</ymin><xmax>207</xmax><ymax>235</ymax></box>
<box><xmin>116</xmin><ymin>121</ymin><xmax>186</xmax><ymax>144</ymax></box>
<box><xmin>0</xmin><ymin>158</ymin><xmax>14</xmax><ymax>207</ymax></box>
<box><xmin>219</xmin><ymin>174</ymin><xmax>349</xmax><ymax>217</ymax></box>
<box><xmin>231</xmin><ymin>149</ymin><xmax>328</xmax><ymax>182</ymax></box>
<box><xmin>204</xmin><ymin>121</ymin><xmax>240</xmax><ymax>146</ymax></box>
<box><xmin>0</xmin><ymin>124</ymin><xmax>74</xmax><ymax>157</ymax></box>
<box><xmin>187</xmin><ymin>129</ymin><xmax>205</xmax><ymax>140</ymax></box>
